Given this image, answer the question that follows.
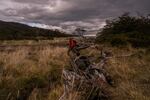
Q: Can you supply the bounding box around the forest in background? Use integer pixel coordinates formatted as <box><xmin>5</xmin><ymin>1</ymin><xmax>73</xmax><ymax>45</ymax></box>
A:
<box><xmin>96</xmin><ymin>13</ymin><xmax>150</xmax><ymax>48</ymax></box>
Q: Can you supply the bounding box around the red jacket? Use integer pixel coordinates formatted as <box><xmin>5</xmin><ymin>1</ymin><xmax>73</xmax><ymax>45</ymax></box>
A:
<box><xmin>69</xmin><ymin>38</ymin><xmax>77</xmax><ymax>49</ymax></box>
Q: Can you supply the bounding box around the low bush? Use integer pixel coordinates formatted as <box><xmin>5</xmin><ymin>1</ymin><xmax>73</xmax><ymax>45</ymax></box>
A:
<box><xmin>111</xmin><ymin>38</ymin><xmax>127</xmax><ymax>47</ymax></box>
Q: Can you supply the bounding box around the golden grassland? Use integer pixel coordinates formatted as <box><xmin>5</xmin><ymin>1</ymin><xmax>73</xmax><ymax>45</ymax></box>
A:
<box><xmin>104</xmin><ymin>47</ymin><xmax>150</xmax><ymax>100</ymax></box>
<box><xmin>0</xmin><ymin>40</ymin><xmax>69</xmax><ymax>100</ymax></box>
<box><xmin>0</xmin><ymin>39</ymin><xmax>150</xmax><ymax>100</ymax></box>
<box><xmin>0</xmin><ymin>38</ymin><xmax>68</xmax><ymax>46</ymax></box>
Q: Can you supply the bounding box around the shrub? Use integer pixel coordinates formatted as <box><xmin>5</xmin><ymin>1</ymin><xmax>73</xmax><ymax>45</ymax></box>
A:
<box><xmin>111</xmin><ymin>38</ymin><xmax>127</xmax><ymax>47</ymax></box>
<box><xmin>96</xmin><ymin>13</ymin><xmax>150</xmax><ymax>48</ymax></box>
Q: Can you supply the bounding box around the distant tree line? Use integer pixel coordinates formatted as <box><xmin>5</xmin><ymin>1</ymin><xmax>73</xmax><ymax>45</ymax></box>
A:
<box><xmin>0</xmin><ymin>20</ymin><xmax>72</xmax><ymax>40</ymax></box>
<box><xmin>96</xmin><ymin>13</ymin><xmax>150</xmax><ymax>48</ymax></box>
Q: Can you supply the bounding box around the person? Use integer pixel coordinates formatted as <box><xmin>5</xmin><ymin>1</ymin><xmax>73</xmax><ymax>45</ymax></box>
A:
<box><xmin>69</xmin><ymin>38</ymin><xmax>77</xmax><ymax>49</ymax></box>
<box><xmin>67</xmin><ymin>38</ymin><xmax>79</xmax><ymax>56</ymax></box>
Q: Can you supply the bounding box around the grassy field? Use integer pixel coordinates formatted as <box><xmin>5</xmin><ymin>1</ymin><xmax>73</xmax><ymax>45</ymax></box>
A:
<box><xmin>0</xmin><ymin>38</ymin><xmax>150</xmax><ymax>100</ymax></box>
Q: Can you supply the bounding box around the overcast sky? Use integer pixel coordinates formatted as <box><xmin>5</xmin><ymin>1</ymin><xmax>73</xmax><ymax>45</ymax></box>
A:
<box><xmin>0</xmin><ymin>0</ymin><xmax>150</xmax><ymax>34</ymax></box>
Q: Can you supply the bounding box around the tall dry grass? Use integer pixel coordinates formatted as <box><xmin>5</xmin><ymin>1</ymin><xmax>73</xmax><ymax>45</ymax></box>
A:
<box><xmin>102</xmin><ymin>47</ymin><xmax>150</xmax><ymax>100</ymax></box>
<box><xmin>0</xmin><ymin>39</ymin><xmax>150</xmax><ymax>100</ymax></box>
<box><xmin>80</xmin><ymin>45</ymin><xmax>150</xmax><ymax>100</ymax></box>
<box><xmin>0</xmin><ymin>44</ymin><xmax>69</xmax><ymax>100</ymax></box>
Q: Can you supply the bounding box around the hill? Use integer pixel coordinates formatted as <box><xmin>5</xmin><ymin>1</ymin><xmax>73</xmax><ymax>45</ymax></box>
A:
<box><xmin>0</xmin><ymin>20</ymin><xmax>71</xmax><ymax>40</ymax></box>
<box><xmin>96</xmin><ymin>13</ymin><xmax>150</xmax><ymax>48</ymax></box>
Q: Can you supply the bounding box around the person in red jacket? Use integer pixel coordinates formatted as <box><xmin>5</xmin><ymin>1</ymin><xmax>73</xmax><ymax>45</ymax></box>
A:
<box><xmin>68</xmin><ymin>38</ymin><xmax>79</xmax><ymax>56</ymax></box>
<box><xmin>69</xmin><ymin>38</ymin><xmax>77</xmax><ymax>49</ymax></box>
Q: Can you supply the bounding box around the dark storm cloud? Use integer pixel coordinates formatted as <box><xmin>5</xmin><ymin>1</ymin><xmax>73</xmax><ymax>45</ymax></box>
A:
<box><xmin>13</xmin><ymin>0</ymin><xmax>54</xmax><ymax>5</ymax></box>
<box><xmin>0</xmin><ymin>0</ymin><xmax>150</xmax><ymax>33</ymax></box>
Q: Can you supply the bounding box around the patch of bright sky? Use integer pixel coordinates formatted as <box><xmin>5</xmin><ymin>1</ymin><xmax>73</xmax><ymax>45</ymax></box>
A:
<box><xmin>44</xmin><ymin>0</ymin><xmax>73</xmax><ymax>13</ymax></box>
<box><xmin>25</xmin><ymin>22</ymin><xmax>67</xmax><ymax>33</ymax></box>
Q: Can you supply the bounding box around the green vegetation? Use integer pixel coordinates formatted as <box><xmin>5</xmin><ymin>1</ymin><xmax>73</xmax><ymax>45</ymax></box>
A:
<box><xmin>96</xmin><ymin>13</ymin><xmax>150</xmax><ymax>48</ymax></box>
<box><xmin>0</xmin><ymin>20</ymin><xmax>72</xmax><ymax>40</ymax></box>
